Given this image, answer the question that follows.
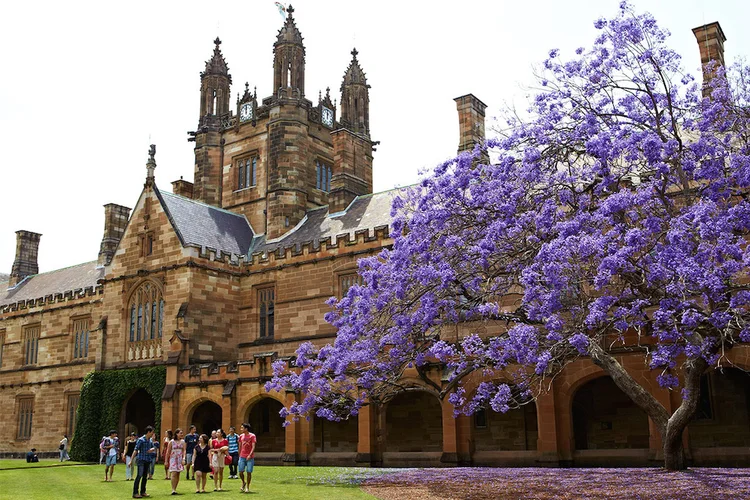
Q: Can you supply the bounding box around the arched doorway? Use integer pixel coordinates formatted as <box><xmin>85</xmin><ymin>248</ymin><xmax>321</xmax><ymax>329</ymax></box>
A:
<box><xmin>572</xmin><ymin>377</ymin><xmax>649</xmax><ymax>450</ymax></box>
<box><xmin>385</xmin><ymin>390</ymin><xmax>442</xmax><ymax>452</ymax></box>
<box><xmin>690</xmin><ymin>368</ymin><xmax>750</xmax><ymax>449</ymax></box>
<box><xmin>121</xmin><ymin>388</ymin><xmax>156</xmax><ymax>438</ymax></box>
<box><xmin>313</xmin><ymin>415</ymin><xmax>358</xmax><ymax>453</ymax></box>
<box><xmin>247</xmin><ymin>398</ymin><xmax>285</xmax><ymax>452</ymax></box>
<box><xmin>190</xmin><ymin>401</ymin><xmax>223</xmax><ymax>436</ymax></box>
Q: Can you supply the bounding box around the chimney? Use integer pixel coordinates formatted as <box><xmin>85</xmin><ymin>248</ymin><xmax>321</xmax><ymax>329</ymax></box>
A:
<box><xmin>9</xmin><ymin>230</ymin><xmax>41</xmax><ymax>287</ymax></box>
<box><xmin>692</xmin><ymin>22</ymin><xmax>727</xmax><ymax>97</ymax></box>
<box><xmin>454</xmin><ymin>94</ymin><xmax>487</xmax><ymax>155</ymax></box>
<box><xmin>171</xmin><ymin>178</ymin><xmax>194</xmax><ymax>199</ymax></box>
<box><xmin>98</xmin><ymin>204</ymin><xmax>131</xmax><ymax>266</ymax></box>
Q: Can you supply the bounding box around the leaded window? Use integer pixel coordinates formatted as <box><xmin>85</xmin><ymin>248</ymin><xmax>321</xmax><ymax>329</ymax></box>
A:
<box><xmin>238</xmin><ymin>157</ymin><xmax>257</xmax><ymax>190</ymax></box>
<box><xmin>258</xmin><ymin>287</ymin><xmax>275</xmax><ymax>338</ymax></box>
<box><xmin>128</xmin><ymin>282</ymin><xmax>164</xmax><ymax>342</ymax></box>
<box><xmin>17</xmin><ymin>397</ymin><xmax>34</xmax><ymax>440</ymax></box>
<box><xmin>339</xmin><ymin>273</ymin><xmax>363</xmax><ymax>298</ymax></box>
<box><xmin>316</xmin><ymin>160</ymin><xmax>332</xmax><ymax>192</ymax></box>
<box><xmin>67</xmin><ymin>393</ymin><xmax>80</xmax><ymax>437</ymax></box>
<box><xmin>72</xmin><ymin>318</ymin><xmax>89</xmax><ymax>359</ymax></box>
<box><xmin>23</xmin><ymin>325</ymin><xmax>40</xmax><ymax>365</ymax></box>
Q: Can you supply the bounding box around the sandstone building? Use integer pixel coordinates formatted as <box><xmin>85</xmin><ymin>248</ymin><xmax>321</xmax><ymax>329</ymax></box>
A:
<box><xmin>1</xmin><ymin>12</ymin><xmax>749</xmax><ymax>466</ymax></box>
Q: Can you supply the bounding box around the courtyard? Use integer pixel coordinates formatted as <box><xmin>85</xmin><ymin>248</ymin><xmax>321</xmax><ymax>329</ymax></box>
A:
<box><xmin>1</xmin><ymin>462</ymin><xmax>749</xmax><ymax>499</ymax></box>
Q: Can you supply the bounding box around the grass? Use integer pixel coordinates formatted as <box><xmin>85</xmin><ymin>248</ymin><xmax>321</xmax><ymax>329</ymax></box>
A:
<box><xmin>0</xmin><ymin>463</ymin><xmax>386</xmax><ymax>499</ymax></box>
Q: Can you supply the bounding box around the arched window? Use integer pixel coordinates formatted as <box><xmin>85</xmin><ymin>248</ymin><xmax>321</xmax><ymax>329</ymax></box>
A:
<box><xmin>128</xmin><ymin>282</ymin><xmax>164</xmax><ymax>342</ymax></box>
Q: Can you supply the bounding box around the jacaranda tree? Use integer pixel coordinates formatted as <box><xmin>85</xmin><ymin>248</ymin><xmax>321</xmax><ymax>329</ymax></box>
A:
<box><xmin>268</xmin><ymin>2</ymin><xmax>750</xmax><ymax>470</ymax></box>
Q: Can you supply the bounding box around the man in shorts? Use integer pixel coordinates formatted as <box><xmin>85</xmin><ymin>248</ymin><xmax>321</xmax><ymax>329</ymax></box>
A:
<box><xmin>184</xmin><ymin>425</ymin><xmax>198</xmax><ymax>480</ymax></box>
<box><xmin>104</xmin><ymin>429</ymin><xmax>119</xmax><ymax>482</ymax></box>
<box><xmin>238</xmin><ymin>423</ymin><xmax>256</xmax><ymax>493</ymax></box>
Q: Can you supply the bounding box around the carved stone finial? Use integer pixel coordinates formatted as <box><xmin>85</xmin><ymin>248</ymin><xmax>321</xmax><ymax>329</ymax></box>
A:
<box><xmin>214</xmin><ymin>37</ymin><xmax>222</xmax><ymax>46</ymax></box>
<box><xmin>351</xmin><ymin>47</ymin><xmax>358</xmax><ymax>58</ymax></box>
<box><xmin>287</xmin><ymin>4</ymin><xmax>294</xmax><ymax>15</ymax></box>
<box><xmin>245</xmin><ymin>82</ymin><xmax>250</xmax><ymax>93</ymax></box>
<box><xmin>146</xmin><ymin>144</ymin><xmax>157</xmax><ymax>184</ymax></box>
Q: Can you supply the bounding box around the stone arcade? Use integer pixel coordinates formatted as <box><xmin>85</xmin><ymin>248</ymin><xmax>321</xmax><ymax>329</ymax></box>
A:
<box><xmin>1</xmin><ymin>13</ymin><xmax>749</xmax><ymax>466</ymax></box>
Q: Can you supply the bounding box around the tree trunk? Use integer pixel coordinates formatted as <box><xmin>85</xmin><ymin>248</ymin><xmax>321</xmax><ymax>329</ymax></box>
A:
<box><xmin>588</xmin><ymin>343</ymin><xmax>707</xmax><ymax>471</ymax></box>
<box><xmin>663</xmin><ymin>427</ymin><xmax>686</xmax><ymax>471</ymax></box>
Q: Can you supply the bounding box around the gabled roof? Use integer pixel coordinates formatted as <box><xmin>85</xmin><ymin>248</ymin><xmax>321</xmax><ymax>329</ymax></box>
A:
<box><xmin>0</xmin><ymin>262</ymin><xmax>102</xmax><ymax>307</ymax></box>
<box><xmin>156</xmin><ymin>187</ymin><xmax>255</xmax><ymax>257</ymax></box>
<box><xmin>253</xmin><ymin>188</ymin><xmax>401</xmax><ymax>254</ymax></box>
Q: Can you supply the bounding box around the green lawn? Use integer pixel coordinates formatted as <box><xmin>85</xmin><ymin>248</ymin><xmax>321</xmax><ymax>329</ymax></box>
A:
<box><xmin>0</xmin><ymin>463</ymin><xmax>386</xmax><ymax>499</ymax></box>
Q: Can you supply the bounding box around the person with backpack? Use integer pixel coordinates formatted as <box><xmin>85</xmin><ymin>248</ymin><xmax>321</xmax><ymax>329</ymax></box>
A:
<box><xmin>103</xmin><ymin>430</ymin><xmax>119</xmax><ymax>482</ymax></box>
<box><xmin>59</xmin><ymin>434</ymin><xmax>70</xmax><ymax>462</ymax></box>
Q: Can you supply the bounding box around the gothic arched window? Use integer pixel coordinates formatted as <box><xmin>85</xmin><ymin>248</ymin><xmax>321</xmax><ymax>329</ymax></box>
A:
<box><xmin>128</xmin><ymin>282</ymin><xmax>164</xmax><ymax>342</ymax></box>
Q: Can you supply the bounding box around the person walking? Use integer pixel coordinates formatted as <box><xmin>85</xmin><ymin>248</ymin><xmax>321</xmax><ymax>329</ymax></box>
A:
<box><xmin>210</xmin><ymin>429</ymin><xmax>229</xmax><ymax>491</ymax></box>
<box><xmin>227</xmin><ymin>427</ymin><xmax>239</xmax><ymax>479</ymax></box>
<box><xmin>123</xmin><ymin>432</ymin><xmax>137</xmax><ymax>481</ymax></box>
<box><xmin>184</xmin><ymin>425</ymin><xmax>198</xmax><ymax>481</ymax></box>
<box><xmin>103</xmin><ymin>430</ymin><xmax>119</xmax><ymax>482</ymax></box>
<box><xmin>238</xmin><ymin>423</ymin><xmax>256</xmax><ymax>494</ymax></box>
<box><xmin>99</xmin><ymin>435</ymin><xmax>108</xmax><ymax>465</ymax></box>
<box><xmin>59</xmin><ymin>434</ymin><xmax>70</xmax><ymax>462</ymax></box>
<box><xmin>162</xmin><ymin>429</ymin><xmax>173</xmax><ymax>480</ymax></box>
<box><xmin>191</xmin><ymin>434</ymin><xmax>211</xmax><ymax>494</ymax></box>
<box><xmin>148</xmin><ymin>435</ymin><xmax>159</xmax><ymax>480</ymax></box>
<box><xmin>131</xmin><ymin>425</ymin><xmax>157</xmax><ymax>499</ymax></box>
<box><xmin>166</xmin><ymin>428</ymin><xmax>186</xmax><ymax>495</ymax></box>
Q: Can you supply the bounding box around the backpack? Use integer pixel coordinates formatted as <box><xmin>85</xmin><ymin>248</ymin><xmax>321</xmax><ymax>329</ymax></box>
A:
<box><xmin>100</xmin><ymin>437</ymin><xmax>110</xmax><ymax>450</ymax></box>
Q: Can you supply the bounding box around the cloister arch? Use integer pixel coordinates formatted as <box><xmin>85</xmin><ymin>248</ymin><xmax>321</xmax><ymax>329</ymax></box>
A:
<box><xmin>690</xmin><ymin>367</ymin><xmax>750</xmax><ymax>449</ymax></box>
<box><xmin>246</xmin><ymin>398</ymin><xmax>285</xmax><ymax>452</ymax></box>
<box><xmin>384</xmin><ymin>389</ymin><xmax>443</xmax><ymax>453</ymax></box>
<box><xmin>188</xmin><ymin>400</ymin><xmax>223</xmax><ymax>436</ymax></box>
<box><xmin>572</xmin><ymin>376</ymin><xmax>649</xmax><ymax>451</ymax></box>
<box><xmin>121</xmin><ymin>388</ymin><xmax>156</xmax><ymax>438</ymax></box>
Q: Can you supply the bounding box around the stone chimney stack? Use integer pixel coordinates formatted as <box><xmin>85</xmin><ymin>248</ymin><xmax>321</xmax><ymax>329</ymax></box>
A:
<box><xmin>9</xmin><ymin>230</ymin><xmax>41</xmax><ymax>287</ymax></box>
<box><xmin>692</xmin><ymin>22</ymin><xmax>727</xmax><ymax>97</ymax></box>
<box><xmin>454</xmin><ymin>94</ymin><xmax>487</xmax><ymax>155</ymax></box>
<box><xmin>172</xmin><ymin>178</ymin><xmax>194</xmax><ymax>199</ymax></box>
<box><xmin>97</xmin><ymin>204</ymin><xmax>131</xmax><ymax>267</ymax></box>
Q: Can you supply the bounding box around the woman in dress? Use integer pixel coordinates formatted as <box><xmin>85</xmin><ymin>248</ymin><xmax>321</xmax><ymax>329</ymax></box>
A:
<box><xmin>192</xmin><ymin>434</ymin><xmax>211</xmax><ymax>494</ymax></box>
<box><xmin>210</xmin><ymin>429</ymin><xmax>229</xmax><ymax>491</ymax></box>
<box><xmin>166</xmin><ymin>428</ymin><xmax>186</xmax><ymax>495</ymax></box>
<box><xmin>163</xmin><ymin>429</ymin><xmax>173</xmax><ymax>479</ymax></box>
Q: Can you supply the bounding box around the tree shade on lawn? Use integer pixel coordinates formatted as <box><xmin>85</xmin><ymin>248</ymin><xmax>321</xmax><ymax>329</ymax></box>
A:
<box><xmin>268</xmin><ymin>1</ymin><xmax>750</xmax><ymax>471</ymax></box>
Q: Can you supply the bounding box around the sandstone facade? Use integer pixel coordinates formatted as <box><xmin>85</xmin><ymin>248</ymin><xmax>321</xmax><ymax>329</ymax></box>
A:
<box><xmin>1</xmin><ymin>14</ymin><xmax>749</xmax><ymax>466</ymax></box>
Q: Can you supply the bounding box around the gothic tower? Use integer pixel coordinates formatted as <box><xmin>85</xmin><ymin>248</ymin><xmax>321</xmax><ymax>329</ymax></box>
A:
<box><xmin>330</xmin><ymin>48</ymin><xmax>374</xmax><ymax>213</ymax></box>
<box><xmin>265</xmin><ymin>5</ymin><xmax>311</xmax><ymax>239</ymax></box>
<box><xmin>192</xmin><ymin>38</ymin><xmax>231</xmax><ymax>206</ymax></box>
<box><xmin>273</xmin><ymin>5</ymin><xmax>305</xmax><ymax>98</ymax></box>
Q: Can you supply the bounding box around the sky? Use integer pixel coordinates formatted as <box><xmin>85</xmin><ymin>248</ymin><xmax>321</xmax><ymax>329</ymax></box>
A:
<box><xmin>1</xmin><ymin>0</ymin><xmax>749</xmax><ymax>274</ymax></box>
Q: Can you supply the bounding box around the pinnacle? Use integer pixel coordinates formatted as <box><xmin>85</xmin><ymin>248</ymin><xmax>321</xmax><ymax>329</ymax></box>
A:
<box><xmin>351</xmin><ymin>47</ymin><xmax>358</xmax><ymax>58</ymax></box>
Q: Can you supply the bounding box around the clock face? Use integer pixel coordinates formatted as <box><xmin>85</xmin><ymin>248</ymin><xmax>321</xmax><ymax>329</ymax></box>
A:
<box><xmin>240</xmin><ymin>103</ymin><xmax>253</xmax><ymax>122</ymax></box>
<box><xmin>321</xmin><ymin>106</ymin><xmax>334</xmax><ymax>127</ymax></box>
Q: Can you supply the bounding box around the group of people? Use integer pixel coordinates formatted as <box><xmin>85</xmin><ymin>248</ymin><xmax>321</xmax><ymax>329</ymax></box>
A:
<box><xmin>124</xmin><ymin>423</ymin><xmax>256</xmax><ymax>498</ymax></box>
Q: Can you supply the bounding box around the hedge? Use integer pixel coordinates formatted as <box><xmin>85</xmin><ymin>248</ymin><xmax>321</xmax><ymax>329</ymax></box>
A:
<box><xmin>70</xmin><ymin>366</ymin><xmax>166</xmax><ymax>462</ymax></box>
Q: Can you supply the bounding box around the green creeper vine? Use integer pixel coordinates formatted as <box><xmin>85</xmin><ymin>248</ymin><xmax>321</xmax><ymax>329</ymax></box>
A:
<box><xmin>70</xmin><ymin>366</ymin><xmax>166</xmax><ymax>462</ymax></box>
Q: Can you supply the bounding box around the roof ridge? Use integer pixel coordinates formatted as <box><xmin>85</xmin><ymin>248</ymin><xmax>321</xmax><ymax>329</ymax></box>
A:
<box><xmin>24</xmin><ymin>260</ymin><xmax>98</xmax><ymax>278</ymax></box>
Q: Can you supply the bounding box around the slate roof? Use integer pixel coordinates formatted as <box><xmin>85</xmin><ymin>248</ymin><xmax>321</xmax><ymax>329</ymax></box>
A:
<box><xmin>253</xmin><ymin>187</ymin><xmax>401</xmax><ymax>254</ymax></box>
<box><xmin>156</xmin><ymin>187</ymin><xmax>255</xmax><ymax>257</ymax></box>
<box><xmin>0</xmin><ymin>262</ymin><xmax>103</xmax><ymax>307</ymax></box>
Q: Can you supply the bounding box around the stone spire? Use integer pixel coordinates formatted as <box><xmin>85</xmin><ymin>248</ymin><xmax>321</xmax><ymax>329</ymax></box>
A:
<box><xmin>273</xmin><ymin>4</ymin><xmax>306</xmax><ymax>95</ymax></box>
<box><xmin>275</xmin><ymin>5</ymin><xmax>304</xmax><ymax>46</ymax></box>
<box><xmin>146</xmin><ymin>144</ymin><xmax>156</xmax><ymax>185</ymax></box>
<box><xmin>340</xmin><ymin>48</ymin><xmax>370</xmax><ymax>137</ymax></box>
<box><xmin>202</xmin><ymin>37</ymin><xmax>231</xmax><ymax>82</ymax></box>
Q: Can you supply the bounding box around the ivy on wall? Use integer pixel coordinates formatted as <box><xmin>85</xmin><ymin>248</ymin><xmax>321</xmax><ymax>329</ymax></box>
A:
<box><xmin>70</xmin><ymin>366</ymin><xmax>166</xmax><ymax>462</ymax></box>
